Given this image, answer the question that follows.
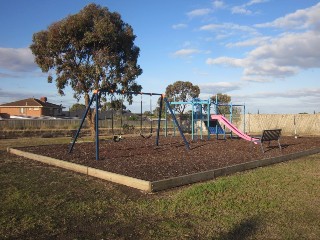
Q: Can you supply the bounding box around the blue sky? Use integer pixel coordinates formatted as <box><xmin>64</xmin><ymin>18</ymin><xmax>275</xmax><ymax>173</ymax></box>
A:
<box><xmin>0</xmin><ymin>0</ymin><xmax>320</xmax><ymax>114</ymax></box>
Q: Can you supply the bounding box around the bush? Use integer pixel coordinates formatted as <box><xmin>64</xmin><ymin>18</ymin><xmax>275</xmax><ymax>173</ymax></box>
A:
<box><xmin>122</xmin><ymin>124</ymin><xmax>135</xmax><ymax>133</ymax></box>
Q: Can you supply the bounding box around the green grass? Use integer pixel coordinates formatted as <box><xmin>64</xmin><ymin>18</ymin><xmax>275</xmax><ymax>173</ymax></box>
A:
<box><xmin>1</xmin><ymin>137</ymin><xmax>320</xmax><ymax>239</ymax></box>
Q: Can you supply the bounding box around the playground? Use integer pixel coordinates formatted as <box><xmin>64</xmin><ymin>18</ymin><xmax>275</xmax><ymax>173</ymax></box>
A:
<box><xmin>7</xmin><ymin>89</ymin><xmax>320</xmax><ymax>190</ymax></box>
<box><xmin>14</xmin><ymin>135</ymin><xmax>320</xmax><ymax>182</ymax></box>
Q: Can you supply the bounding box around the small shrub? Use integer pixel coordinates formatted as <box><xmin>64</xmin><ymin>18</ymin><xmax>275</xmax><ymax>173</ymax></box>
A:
<box><xmin>41</xmin><ymin>133</ymin><xmax>54</xmax><ymax>138</ymax></box>
<box><xmin>122</xmin><ymin>124</ymin><xmax>135</xmax><ymax>133</ymax></box>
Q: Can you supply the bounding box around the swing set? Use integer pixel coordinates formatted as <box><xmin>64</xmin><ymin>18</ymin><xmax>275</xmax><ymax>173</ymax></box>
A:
<box><xmin>107</xmin><ymin>94</ymin><xmax>124</xmax><ymax>142</ymax></box>
<box><xmin>140</xmin><ymin>93</ymin><xmax>153</xmax><ymax>139</ymax></box>
<box><xmin>109</xmin><ymin>92</ymin><xmax>154</xmax><ymax>141</ymax></box>
<box><xmin>68</xmin><ymin>88</ymin><xmax>190</xmax><ymax>160</ymax></box>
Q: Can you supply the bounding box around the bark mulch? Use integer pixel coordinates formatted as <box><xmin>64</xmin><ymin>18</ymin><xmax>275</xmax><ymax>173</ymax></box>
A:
<box><xmin>18</xmin><ymin>135</ymin><xmax>320</xmax><ymax>181</ymax></box>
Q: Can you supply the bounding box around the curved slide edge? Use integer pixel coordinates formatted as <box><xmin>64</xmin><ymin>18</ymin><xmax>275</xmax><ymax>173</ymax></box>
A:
<box><xmin>211</xmin><ymin>115</ymin><xmax>259</xmax><ymax>142</ymax></box>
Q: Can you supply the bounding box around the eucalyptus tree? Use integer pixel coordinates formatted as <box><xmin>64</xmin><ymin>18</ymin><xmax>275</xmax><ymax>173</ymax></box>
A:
<box><xmin>165</xmin><ymin>81</ymin><xmax>200</xmax><ymax>121</ymax></box>
<box><xmin>30</xmin><ymin>3</ymin><xmax>142</xmax><ymax>135</ymax></box>
<box><xmin>211</xmin><ymin>93</ymin><xmax>241</xmax><ymax>115</ymax></box>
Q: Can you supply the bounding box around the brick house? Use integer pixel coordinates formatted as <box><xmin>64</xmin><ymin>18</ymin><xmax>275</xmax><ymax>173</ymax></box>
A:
<box><xmin>0</xmin><ymin>97</ymin><xmax>63</xmax><ymax>118</ymax></box>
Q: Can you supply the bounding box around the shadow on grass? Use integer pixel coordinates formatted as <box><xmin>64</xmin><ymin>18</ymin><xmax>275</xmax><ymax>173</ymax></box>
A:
<box><xmin>218</xmin><ymin>216</ymin><xmax>261</xmax><ymax>240</ymax></box>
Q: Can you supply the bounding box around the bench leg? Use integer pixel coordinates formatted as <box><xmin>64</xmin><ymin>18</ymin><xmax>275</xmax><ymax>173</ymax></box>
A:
<box><xmin>260</xmin><ymin>142</ymin><xmax>264</xmax><ymax>153</ymax></box>
<box><xmin>278</xmin><ymin>139</ymin><xmax>282</xmax><ymax>152</ymax></box>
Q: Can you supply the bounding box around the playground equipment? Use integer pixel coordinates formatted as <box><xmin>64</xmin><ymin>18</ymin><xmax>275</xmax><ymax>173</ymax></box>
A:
<box><xmin>211</xmin><ymin>115</ymin><xmax>255</xmax><ymax>142</ymax></box>
<box><xmin>68</xmin><ymin>89</ymin><xmax>190</xmax><ymax>160</ymax></box>
<box><xmin>109</xmin><ymin>94</ymin><xmax>124</xmax><ymax>142</ymax></box>
<box><xmin>165</xmin><ymin>96</ymin><xmax>246</xmax><ymax>141</ymax></box>
<box><xmin>166</xmin><ymin>98</ymin><xmax>211</xmax><ymax>140</ymax></box>
<box><xmin>68</xmin><ymin>89</ymin><xmax>255</xmax><ymax>160</ymax></box>
<box><xmin>140</xmin><ymin>93</ymin><xmax>153</xmax><ymax>139</ymax></box>
<box><xmin>205</xmin><ymin>119</ymin><xmax>226</xmax><ymax>138</ymax></box>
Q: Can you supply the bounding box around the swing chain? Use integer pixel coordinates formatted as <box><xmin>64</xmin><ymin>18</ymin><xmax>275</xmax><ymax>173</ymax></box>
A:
<box><xmin>140</xmin><ymin>93</ymin><xmax>153</xmax><ymax>139</ymax></box>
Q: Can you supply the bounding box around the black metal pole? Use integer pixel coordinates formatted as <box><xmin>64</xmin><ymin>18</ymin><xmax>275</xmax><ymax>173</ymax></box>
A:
<box><xmin>164</xmin><ymin>97</ymin><xmax>190</xmax><ymax>150</ymax></box>
<box><xmin>69</xmin><ymin>94</ymin><xmax>95</xmax><ymax>153</ymax></box>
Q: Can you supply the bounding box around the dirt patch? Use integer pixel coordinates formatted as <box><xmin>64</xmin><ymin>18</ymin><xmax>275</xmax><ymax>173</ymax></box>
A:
<box><xmin>18</xmin><ymin>136</ymin><xmax>320</xmax><ymax>181</ymax></box>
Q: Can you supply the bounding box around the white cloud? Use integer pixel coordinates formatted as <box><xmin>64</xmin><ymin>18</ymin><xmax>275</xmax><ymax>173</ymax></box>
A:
<box><xmin>241</xmin><ymin>76</ymin><xmax>272</xmax><ymax>82</ymax></box>
<box><xmin>250</xmin><ymin>31</ymin><xmax>320</xmax><ymax>68</ymax></box>
<box><xmin>243</xmin><ymin>88</ymin><xmax>320</xmax><ymax>99</ymax></box>
<box><xmin>244</xmin><ymin>63</ymin><xmax>298</xmax><ymax>78</ymax></box>
<box><xmin>226</xmin><ymin>36</ymin><xmax>271</xmax><ymax>48</ymax></box>
<box><xmin>247</xmin><ymin>0</ymin><xmax>268</xmax><ymax>6</ymax></box>
<box><xmin>200</xmin><ymin>24</ymin><xmax>220</xmax><ymax>31</ymax></box>
<box><xmin>172</xmin><ymin>23</ymin><xmax>188</xmax><ymax>30</ymax></box>
<box><xmin>231</xmin><ymin>6</ymin><xmax>252</xmax><ymax>15</ymax></box>
<box><xmin>199</xmin><ymin>82</ymin><xmax>242</xmax><ymax>94</ymax></box>
<box><xmin>212</xmin><ymin>0</ymin><xmax>225</xmax><ymax>9</ymax></box>
<box><xmin>200</xmin><ymin>23</ymin><xmax>257</xmax><ymax>34</ymax></box>
<box><xmin>206</xmin><ymin>57</ymin><xmax>246</xmax><ymax>68</ymax></box>
<box><xmin>255</xmin><ymin>2</ymin><xmax>320</xmax><ymax>30</ymax></box>
<box><xmin>173</xmin><ymin>48</ymin><xmax>201</xmax><ymax>57</ymax></box>
<box><xmin>0</xmin><ymin>47</ymin><xmax>37</xmax><ymax>72</ymax></box>
<box><xmin>206</xmin><ymin>29</ymin><xmax>320</xmax><ymax>79</ymax></box>
<box><xmin>187</xmin><ymin>8</ymin><xmax>211</xmax><ymax>18</ymax></box>
<box><xmin>232</xmin><ymin>0</ymin><xmax>268</xmax><ymax>15</ymax></box>
<box><xmin>233</xmin><ymin>87</ymin><xmax>320</xmax><ymax>113</ymax></box>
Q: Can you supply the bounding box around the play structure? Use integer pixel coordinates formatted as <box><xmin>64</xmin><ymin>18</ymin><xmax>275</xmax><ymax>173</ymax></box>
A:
<box><xmin>165</xmin><ymin>96</ymin><xmax>247</xmax><ymax>141</ymax></box>
<box><xmin>166</xmin><ymin>98</ymin><xmax>211</xmax><ymax>140</ymax></box>
<box><xmin>69</xmin><ymin>89</ymin><xmax>258</xmax><ymax>160</ymax></box>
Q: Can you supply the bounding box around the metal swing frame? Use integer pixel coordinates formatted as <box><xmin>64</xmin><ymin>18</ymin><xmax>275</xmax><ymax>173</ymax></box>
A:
<box><xmin>68</xmin><ymin>89</ymin><xmax>190</xmax><ymax>160</ymax></box>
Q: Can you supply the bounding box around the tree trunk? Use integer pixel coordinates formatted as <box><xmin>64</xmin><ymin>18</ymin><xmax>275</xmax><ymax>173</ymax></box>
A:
<box><xmin>84</xmin><ymin>93</ymin><xmax>96</xmax><ymax>139</ymax></box>
<box><xmin>179</xmin><ymin>112</ymin><xmax>183</xmax><ymax>126</ymax></box>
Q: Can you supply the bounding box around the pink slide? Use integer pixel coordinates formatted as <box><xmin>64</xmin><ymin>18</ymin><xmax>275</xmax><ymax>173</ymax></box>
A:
<box><xmin>211</xmin><ymin>115</ymin><xmax>259</xmax><ymax>142</ymax></box>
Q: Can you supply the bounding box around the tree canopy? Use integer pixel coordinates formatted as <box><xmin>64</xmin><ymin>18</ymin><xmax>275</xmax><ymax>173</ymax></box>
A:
<box><xmin>30</xmin><ymin>3</ymin><xmax>142</xmax><ymax>135</ymax></box>
<box><xmin>70</xmin><ymin>103</ymin><xmax>86</xmax><ymax>112</ymax></box>
<box><xmin>30</xmin><ymin>3</ymin><xmax>142</xmax><ymax>101</ymax></box>
<box><xmin>105</xmin><ymin>99</ymin><xmax>126</xmax><ymax>111</ymax></box>
<box><xmin>165</xmin><ymin>81</ymin><xmax>200</xmax><ymax>116</ymax></box>
<box><xmin>211</xmin><ymin>93</ymin><xmax>231</xmax><ymax>104</ymax></box>
<box><xmin>211</xmin><ymin>93</ymin><xmax>241</xmax><ymax>115</ymax></box>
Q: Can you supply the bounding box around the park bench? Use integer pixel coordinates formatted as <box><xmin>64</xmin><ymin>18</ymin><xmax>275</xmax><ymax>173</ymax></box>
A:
<box><xmin>253</xmin><ymin>129</ymin><xmax>282</xmax><ymax>153</ymax></box>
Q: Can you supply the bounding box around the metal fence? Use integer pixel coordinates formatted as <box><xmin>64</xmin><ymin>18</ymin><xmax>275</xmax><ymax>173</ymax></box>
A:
<box><xmin>2</xmin><ymin>114</ymin><xmax>319</xmax><ymax>136</ymax></box>
<box><xmin>0</xmin><ymin>119</ymin><xmax>174</xmax><ymax>130</ymax></box>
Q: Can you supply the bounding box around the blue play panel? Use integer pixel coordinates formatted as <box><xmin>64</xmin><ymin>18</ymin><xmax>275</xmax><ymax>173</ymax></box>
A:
<box><xmin>208</xmin><ymin>126</ymin><xmax>225</xmax><ymax>134</ymax></box>
<box><xmin>204</xmin><ymin>120</ymin><xmax>225</xmax><ymax>134</ymax></box>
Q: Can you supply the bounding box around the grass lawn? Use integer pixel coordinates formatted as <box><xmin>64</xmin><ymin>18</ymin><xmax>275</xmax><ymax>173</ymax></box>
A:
<box><xmin>1</xmin><ymin>137</ymin><xmax>320</xmax><ymax>239</ymax></box>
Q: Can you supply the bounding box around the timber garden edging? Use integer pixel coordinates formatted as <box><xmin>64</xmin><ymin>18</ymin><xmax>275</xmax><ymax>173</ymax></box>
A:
<box><xmin>7</xmin><ymin>147</ymin><xmax>320</xmax><ymax>192</ymax></box>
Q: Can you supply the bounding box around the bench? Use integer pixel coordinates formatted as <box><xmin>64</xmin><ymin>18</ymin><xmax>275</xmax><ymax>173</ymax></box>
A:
<box><xmin>253</xmin><ymin>129</ymin><xmax>282</xmax><ymax>153</ymax></box>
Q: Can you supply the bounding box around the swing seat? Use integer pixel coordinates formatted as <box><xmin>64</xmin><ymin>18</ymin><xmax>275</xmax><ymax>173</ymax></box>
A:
<box><xmin>140</xmin><ymin>131</ymin><xmax>152</xmax><ymax>139</ymax></box>
<box><xmin>113</xmin><ymin>135</ymin><xmax>122</xmax><ymax>142</ymax></box>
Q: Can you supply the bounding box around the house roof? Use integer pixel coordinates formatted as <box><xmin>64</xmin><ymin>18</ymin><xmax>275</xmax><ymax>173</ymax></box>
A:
<box><xmin>0</xmin><ymin>98</ymin><xmax>62</xmax><ymax>108</ymax></box>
